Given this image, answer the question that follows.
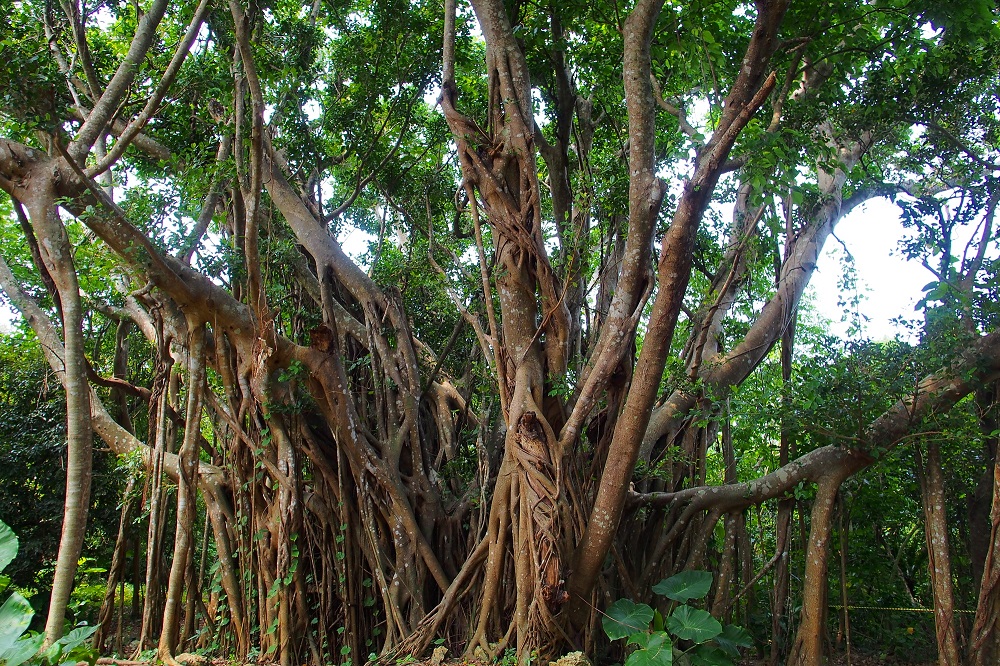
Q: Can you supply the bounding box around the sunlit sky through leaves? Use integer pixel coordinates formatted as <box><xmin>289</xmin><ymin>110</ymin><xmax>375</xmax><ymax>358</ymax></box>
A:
<box><xmin>808</xmin><ymin>198</ymin><xmax>928</xmax><ymax>343</ymax></box>
<box><xmin>0</xmin><ymin>199</ymin><xmax>937</xmax><ymax>342</ymax></box>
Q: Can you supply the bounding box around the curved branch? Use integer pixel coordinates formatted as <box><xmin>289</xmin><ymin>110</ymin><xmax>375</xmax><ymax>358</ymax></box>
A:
<box><xmin>71</xmin><ymin>0</ymin><xmax>172</xmax><ymax>159</ymax></box>
<box><xmin>634</xmin><ymin>327</ymin><xmax>1000</xmax><ymax>518</ymax></box>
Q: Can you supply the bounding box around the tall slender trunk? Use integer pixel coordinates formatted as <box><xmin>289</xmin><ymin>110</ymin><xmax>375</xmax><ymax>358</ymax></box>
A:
<box><xmin>139</xmin><ymin>360</ymin><xmax>173</xmax><ymax>651</ymax></box>
<box><xmin>916</xmin><ymin>442</ymin><xmax>961</xmax><ymax>666</ymax></box>
<box><xmin>26</xmin><ymin>196</ymin><xmax>94</xmax><ymax>647</ymax></box>
<box><xmin>771</xmin><ymin>260</ymin><xmax>797</xmax><ymax>666</ymax></box>
<box><xmin>94</xmin><ymin>478</ymin><xmax>136</xmax><ymax>652</ymax></box>
<box><xmin>836</xmin><ymin>496</ymin><xmax>851</xmax><ymax>665</ymax></box>
<box><xmin>159</xmin><ymin>322</ymin><xmax>207</xmax><ymax>661</ymax></box>
<box><xmin>787</xmin><ymin>459</ymin><xmax>863</xmax><ymax>666</ymax></box>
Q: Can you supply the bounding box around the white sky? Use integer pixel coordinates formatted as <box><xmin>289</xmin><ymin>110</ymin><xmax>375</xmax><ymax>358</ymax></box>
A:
<box><xmin>807</xmin><ymin>197</ymin><xmax>929</xmax><ymax>341</ymax></box>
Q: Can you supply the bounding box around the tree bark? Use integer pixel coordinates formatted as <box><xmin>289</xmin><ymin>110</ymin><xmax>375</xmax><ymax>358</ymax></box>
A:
<box><xmin>13</xmin><ymin>175</ymin><xmax>96</xmax><ymax>648</ymax></box>
<box><xmin>159</xmin><ymin>322</ymin><xmax>207</xmax><ymax>661</ymax></box>
<box><xmin>916</xmin><ymin>442</ymin><xmax>961</xmax><ymax>666</ymax></box>
<box><xmin>567</xmin><ymin>0</ymin><xmax>787</xmax><ymax>617</ymax></box>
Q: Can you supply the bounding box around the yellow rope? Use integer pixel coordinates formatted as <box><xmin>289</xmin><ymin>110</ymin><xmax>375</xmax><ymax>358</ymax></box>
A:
<box><xmin>830</xmin><ymin>604</ymin><xmax>975</xmax><ymax>614</ymax></box>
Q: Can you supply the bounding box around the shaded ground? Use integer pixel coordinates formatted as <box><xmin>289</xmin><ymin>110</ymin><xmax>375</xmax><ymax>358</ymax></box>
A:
<box><xmin>96</xmin><ymin>649</ymin><xmax>938</xmax><ymax>666</ymax></box>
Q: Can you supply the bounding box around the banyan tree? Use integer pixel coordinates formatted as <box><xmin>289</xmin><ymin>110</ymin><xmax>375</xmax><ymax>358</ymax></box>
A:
<box><xmin>0</xmin><ymin>0</ymin><xmax>999</xmax><ymax>665</ymax></box>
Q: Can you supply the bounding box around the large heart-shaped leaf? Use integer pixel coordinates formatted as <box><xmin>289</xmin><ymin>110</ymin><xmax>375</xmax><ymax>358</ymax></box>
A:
<box><xmin>1</xmin><ymin>632</ymin><xmax>43</xmax><ymax>666</ymax></box>
<box><xmin>714</xmin><ymin>624</ymin><xmax>752</xmax><ymax>658</ymax></box>
<box><xmin>41</xmin><ymin>640</ymin><xmax>64</xmax><ymax>665</ymax></box>
<box><xmin>652</xmin><ymin>571</ymin><xmax>713</xmax><ymax>603</ymax></box>
<box><xmin>0</xmin><ymin>591</ymin><xmax>34</xmax><ymax>656</ymax></box>
<box><xmin>57</xmin><ymin>624</ymin><xmax>98</xmax><ymax>652</ymax></box>
<box><xmin>665</xmin><ymin>605</ymin><xmax>723</xmax><ymax>643</ymax></box>
<box><xmin>624</xmin><ymin>631</ymin><xmax>672</xmax><ymax>666</ymax></box>
<box><xmin>603</xmin><ymin>599</ymin><xmax>654</xmax><ymax>641</ymax></box>
<box><xmin>629</xmin><ymin>629</ymin><xmax>664</xmax><ymax>649</ymax></box>
<box><xmin>0</xmin><ymin>520</ymin><xmax>17</xmax><ymax>573</ymax></box>
<box><xmin>687</xmin><ymin>644</ymin><xmax>731</xmax><ymax>666</ymax></box>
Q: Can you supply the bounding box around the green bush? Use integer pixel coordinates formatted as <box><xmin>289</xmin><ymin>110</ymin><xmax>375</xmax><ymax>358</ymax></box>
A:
<box><xmin>0</xmin><ymin>519</ymin><xmax>98</xmax><ymax>666</ymax></box>
<box><xmin>602</xmin><ymin>571</ymin><xmax>752</xmax><ymax>666</ymax></box>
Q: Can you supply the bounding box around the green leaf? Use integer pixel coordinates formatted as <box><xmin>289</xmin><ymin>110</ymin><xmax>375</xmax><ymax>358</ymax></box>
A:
<box><xmin>624</xmin><ymin>632</ymin><xmax>672</xmax><ymax>666</ymax></box>
<box><xmin>0</xmin><ymin>521</ymin><xmax>17</xmax><ymax>573</ymax></box>
<box><xmin>688</xmin><ymin>644</ymin><xmax>731</xmax><ymax>666</ymax></box>
<box><xmin>41</xmin><ymin>639</ymin><xmax>64</xmax><ymax>665</ymax></box>
<box><xmin>715</xmin><ymin>624</ymin><xmax>752</xmax><ymax>658</ymax></box>
<box><xmin>56</xmin><ymin>624</ymin><xmax>98</xmax><ymax>652</ymax></box>
<box><xmin>0</xmin><ymin>591</ymin><xmax>33</xmax><ymax>656</ymax></box>
<box><xmin>603</xmin><ymin>600</ymin><xmax>655</xmax><ymax>641</ymax></box>
<box><xmin>1</xmin><ymin>632</ymin><xmax>43</xmax><ymax>666</ymax></box>
<box><xmin>652</xmin><ymin>571</ymin><xmax>714</xmax><ymax>602</ymax></box>
<box><xmin>665</xmin><ymin>605</ymin><xmax>723</xmax><ymax>643</ymax></box>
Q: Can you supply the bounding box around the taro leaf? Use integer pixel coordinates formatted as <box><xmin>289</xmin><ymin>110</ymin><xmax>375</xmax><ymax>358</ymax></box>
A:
<box><xmin>0</xmin><ymin>591</ymin><xmax>34</xmax><ymax>656</ymax></box>
<box><xmin>665</xmin><ymin>605</ymin><xmax>723</xmax><ymax>643</ymax></box>
<box><xmin>624</xmin><ymin>631</ymin><xmax>672</xmax><ymax>666</ymax></box>
<box><xmin>715</xmin><ymin>624</ymin><xmax>753</xmax><ymax>658</ymax></box>
<box><xmin>628</xmin><ymin>629</ymin><xmax>664</xmax><ymax>648</ymax></box>
<box><xmin>603</xmin><ymin>599</ymin><xmax>655</xmax><ymax>641</ymax></box>
<box><xmin>0</xmin><ymin>520</ymin><xmax>17</xmax><ymax>573</ymax></box>
<box><xmin>41</xmin><ymin>640</ymin><xmax>64</xmax><ymax>666</ymax></box>
<box><xmin>652</xmin><ymin>570</ymin><xmax>713</xmax><ymax>602</ymax></box>
<box><xmin>688</xmin><ymin>644</ymin><xmax>731</xmax><ymax>666</ymax></box>
<box><xmin>2</xmin><ymin>632</ymin><xmax>43</xmax><ymax>666</ymax></box>
<box><xmin>57</xmin><ymin>624</ymin><xmax>98</xmax><ymax>652</ymax></box>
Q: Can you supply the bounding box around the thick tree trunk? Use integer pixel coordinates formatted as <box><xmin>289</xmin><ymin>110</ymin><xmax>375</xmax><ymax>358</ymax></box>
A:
<box><xmin>20</xmin><ymin>191</ymin><xmax>95</xmax><ymax>647</ymax></box>
<box><xmin>916</xmin><ymin>442</ymin><xmax>961</xmax><ymax>666</ymax></box>
<box><xmin>2</xmin><ymin>3</ymin><xmax>999</xmax><ymax>662</ymax></box>
<box><xmin>971</xmin><ymin>382</ymin><xmax>1000</xmax><ymax>594</ymax></box>
<box><xmin>787</xmin><ymin>472</ymin><xmax>853</xmax><ymax>666</ymax></box>
<box><xmin>971</xmin><ymin>441</ymin><xmax>1000</xmax><ymax>665</ymax></box>
<box><xmin>568</xmin><ymin>0</ymin><xmax>786</xmax><ymax>616</ymax></box>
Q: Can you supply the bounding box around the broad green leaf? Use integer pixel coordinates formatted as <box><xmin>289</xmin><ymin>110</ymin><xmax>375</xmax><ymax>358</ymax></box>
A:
<box><xmin>41</xmin><ymin>640</ymin><xmax>64</xmax><ymax>665</ymax></box>
<box><xmin>629</xmin><ymin>630</ymin><xmax>668</xmax><ymax>648</ymax></box>
<box><xmin>624</xmin><ymin>632</ymin><xmax>672</xmax><ymax>666</ymax></box>
<box><xmin>603</xmin><ymin>600</ymin><xmax>654</xmax><ymax>641</ymax></box>
<box><xmin>1</xmin><ymin>632</ymin><xmax>43</xmax><ymax>666</ymax></box>
<box><xmin>665</xmin><ymin>605</ymin><xmax>723</xmax><ymax>643</ymax></box>
<box><xmin>56</xmin><ymin>624</ymin><xmax>98</xmax><ymax>652</ymax></box>
<box><xmin>0</xmin><ymin>520</ymin><xmax>17</xmax><ymax>573</ymax></box>
<box><xmin>714</xmin><ymin>624</ymin><xmax>753</xmax><ymax>658</ymax></box>
<box><xmin>688</xmin><ymin>644</ymin><xmax>731</xmax><ymax>666</ymax></box>
<box><xmin>0</xmin><ymin>591</ymin><xmax>33</xmax><ymax>656</ymax></box>
<box><xmin>652</xmin><ymin>571</ymin><xmax>713</xmax><ymax>602</ymax></box>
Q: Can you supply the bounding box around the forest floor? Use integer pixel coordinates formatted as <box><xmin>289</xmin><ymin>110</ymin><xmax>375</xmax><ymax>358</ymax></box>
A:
<box><xmin>740</xmin><ymin>656</ymin><xmax>935</xmax><ymax>666</ymax></box>
<box><xmin>97</xmin><ymin>650</ymin><xmax>937</xmax><ymax>666</ymax></box>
